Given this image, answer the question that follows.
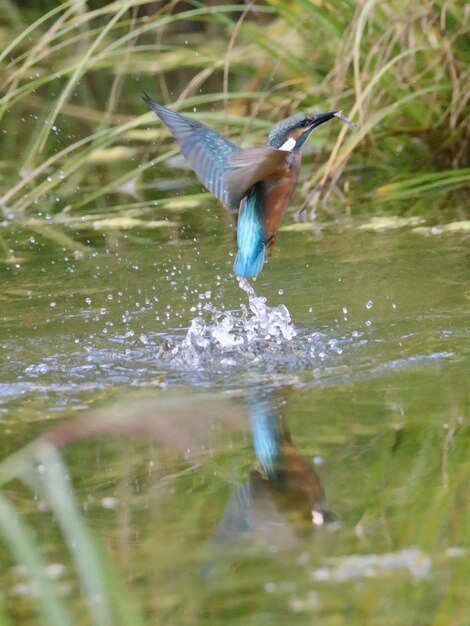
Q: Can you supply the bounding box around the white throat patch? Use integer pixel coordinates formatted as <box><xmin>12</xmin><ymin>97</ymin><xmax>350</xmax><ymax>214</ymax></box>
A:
<box><xmin>279</xmin><ymin>137</ymin><xmax>296</xmax><ymax>152</ymax></box>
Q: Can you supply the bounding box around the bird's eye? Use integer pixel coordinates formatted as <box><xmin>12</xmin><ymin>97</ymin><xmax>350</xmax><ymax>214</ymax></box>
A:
<box><xmin>300</xmin><ymin>118</ymin><xmax>311</xmax><ymax>128</ymax></box>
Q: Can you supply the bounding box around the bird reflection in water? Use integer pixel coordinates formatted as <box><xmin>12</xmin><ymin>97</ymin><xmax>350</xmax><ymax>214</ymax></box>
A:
<box><xmin>211</xmin><ymin>391</ymin><xmax>337</xmax><ymax>553</ymax></box>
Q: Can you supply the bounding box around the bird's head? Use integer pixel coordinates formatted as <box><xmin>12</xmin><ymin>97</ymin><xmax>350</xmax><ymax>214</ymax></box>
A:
<box><xmin>267</xmin><ymin>111</ymin><xmax>338</xmax><ymax>152</ymax></box>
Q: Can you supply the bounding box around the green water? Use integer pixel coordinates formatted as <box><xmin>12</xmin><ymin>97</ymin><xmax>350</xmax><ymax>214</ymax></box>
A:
<box><xmin>1</xmin><ymin>216</ymin><xmax>469</xmax><ymax>625</ymax></box>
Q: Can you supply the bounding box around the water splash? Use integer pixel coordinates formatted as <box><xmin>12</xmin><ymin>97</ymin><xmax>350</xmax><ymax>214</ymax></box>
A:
<box><xmin>3</xmin><ymin>280</ymin><xmax>354</xmax><ymax>397</ymax></box>
<box><xmin>190</xmin><ymin>279</ymin><xmax>293</xmax><ymax>344</ymax></box>
<box><xmin>238</xmin><ymin>278</ymin><xmax>297</xmax><ymax>342</ymax></box>
<box><xmin>164</xmin><ymin>279</ymin><xmax>316</xmax><ymax>372</ymax></box>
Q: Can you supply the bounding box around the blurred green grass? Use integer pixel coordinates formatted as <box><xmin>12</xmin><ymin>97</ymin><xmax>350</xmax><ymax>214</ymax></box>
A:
<box><xmin>0</xmin><ymin>0</ymin><xmax>468</xmax><ymax>259</ymax></box>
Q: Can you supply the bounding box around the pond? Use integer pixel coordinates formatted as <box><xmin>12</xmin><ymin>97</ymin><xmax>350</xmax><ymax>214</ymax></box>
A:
<box><xmin>1</xmin><ymin>211</ymin><xmax>469</xmax><ymax>625</ymax></box>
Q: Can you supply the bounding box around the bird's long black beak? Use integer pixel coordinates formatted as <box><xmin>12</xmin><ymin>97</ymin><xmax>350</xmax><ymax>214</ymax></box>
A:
<box><xmin>308</xmin><ymin>111</ymin><xmax>338</xmax><ymax>131</ymax></box>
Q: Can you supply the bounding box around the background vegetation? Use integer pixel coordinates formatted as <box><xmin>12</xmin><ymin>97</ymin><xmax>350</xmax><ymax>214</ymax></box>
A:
<box><xmin>0</xmin><ymin>0</ymin><xmax>468</xmax><ymax>261</ymax></box>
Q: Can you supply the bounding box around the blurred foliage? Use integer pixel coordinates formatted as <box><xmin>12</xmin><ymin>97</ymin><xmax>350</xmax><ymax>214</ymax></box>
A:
<box><xmin>0</xmin><ymin>0</ymin><xmax>468</xmax><ymax>259</ymax></box>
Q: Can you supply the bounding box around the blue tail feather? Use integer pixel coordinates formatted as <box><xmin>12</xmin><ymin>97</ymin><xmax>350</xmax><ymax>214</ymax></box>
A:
<box><xmin>234</xmin><ymin>247</ymin><xmax>265</xmax><ymax>278</ymax></box>
<box><xmin>234</xmin><ymin>193</ymin><xmax>265</xmax><ymax>278</ymax></box>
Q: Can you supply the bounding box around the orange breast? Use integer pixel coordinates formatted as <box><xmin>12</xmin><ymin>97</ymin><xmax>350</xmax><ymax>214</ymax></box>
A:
<box><xmin>261</xmin><ymin>161</ymin><xmax>300</xmax><ymax>241</ymax></box>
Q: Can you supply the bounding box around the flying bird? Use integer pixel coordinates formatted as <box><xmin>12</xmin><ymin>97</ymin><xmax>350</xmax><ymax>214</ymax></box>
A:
<box><xmin>142</xmin><ymin>93</ymin><xmax>349</xmax><ymax>277</ymax></box>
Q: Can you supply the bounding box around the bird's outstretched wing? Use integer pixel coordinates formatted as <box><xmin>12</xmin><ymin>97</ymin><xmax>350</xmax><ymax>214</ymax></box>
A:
<box><xmin>224</xmin><ymin>147</ymin><xmax>289</xmax><ymax>209</ymax></box>
<box><xmin>142</xmin><ymin>93</ymin><xmax>242</xmax><ymax>212</ymax></box>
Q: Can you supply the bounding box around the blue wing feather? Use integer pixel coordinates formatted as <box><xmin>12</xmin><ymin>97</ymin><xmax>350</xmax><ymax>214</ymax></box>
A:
<box><xmin>142</xmin><ymin>93</ymin><xmax>241</xmax><ymax>211</ymax></box>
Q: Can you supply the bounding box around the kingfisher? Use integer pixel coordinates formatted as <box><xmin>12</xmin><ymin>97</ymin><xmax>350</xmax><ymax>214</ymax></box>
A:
<box><xmin>142</xmin><ymin>93</ymin><xmax>343</xmax><ymax>278</ymax></box>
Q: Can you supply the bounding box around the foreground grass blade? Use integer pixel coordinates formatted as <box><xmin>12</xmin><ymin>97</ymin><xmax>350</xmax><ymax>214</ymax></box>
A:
<box><xmin>0</xmin><ymin>493</ymin><xmax>75</xmax><ymax>626</ymax></box>
<box><xmin>36</xmin><ymin>443</ymin><xmax>115</xmax><ymax>626</ymax></box>
<box><xmin>0</xmin><ymin>593</ymin><xmax>14</xmax><ymax>626</ymax></box>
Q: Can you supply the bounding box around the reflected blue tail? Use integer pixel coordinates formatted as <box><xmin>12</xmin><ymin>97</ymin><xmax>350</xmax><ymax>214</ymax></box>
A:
<box><xmin>234</xmin><ymin>194</ymin><xmax>265</xmax><ymax>278</ymax></box>
<box><xmin>248</xmin><ymin>397</ymin><xmax>282</xmax><ymax>480</ymax></box>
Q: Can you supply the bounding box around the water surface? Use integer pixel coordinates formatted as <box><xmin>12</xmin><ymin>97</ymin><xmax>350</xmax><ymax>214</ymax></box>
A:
<box><xmin>1</xmin><ymin>217</ymin><xmax>469</xmax><ymax>625</ymax></box>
